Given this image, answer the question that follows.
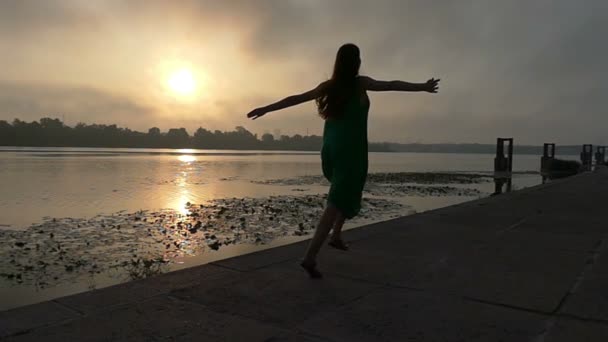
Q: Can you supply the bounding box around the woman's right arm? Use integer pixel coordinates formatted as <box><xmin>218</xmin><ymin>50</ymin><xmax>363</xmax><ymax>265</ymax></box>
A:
<box><xmin>360</xmin><ymin>76</ymin><xmax>440</xmax><ymax>93</ymax></box>
<box><xmin>246</xmin><ymin>81</ymin><xmax>328</xmax><ymax>120</ymax></box>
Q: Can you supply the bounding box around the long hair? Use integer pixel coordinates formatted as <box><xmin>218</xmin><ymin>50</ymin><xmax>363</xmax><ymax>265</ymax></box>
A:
<box><xmin>317</xmin><ymin>43</ymin><xmax>361</xmax><ymax>120</ymax></box>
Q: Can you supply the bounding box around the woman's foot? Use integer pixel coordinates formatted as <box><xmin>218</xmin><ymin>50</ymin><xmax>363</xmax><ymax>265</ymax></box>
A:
<box><xmin>328</xmin><ymin>239</ymin><xmax>349</xmax><ymax>251</ymax></box>
<box><xmin>300</xmin><ymin>261</ymin><xmax>323</xmax><ymax>279</ymax></box>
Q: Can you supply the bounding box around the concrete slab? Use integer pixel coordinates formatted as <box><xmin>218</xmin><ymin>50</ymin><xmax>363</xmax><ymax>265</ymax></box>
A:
<box><xmin>306</xmin><ymin>248</ymin><xmax>443</xmax><ymax>290</ymax></box>
<box><xmin>562</xmin><ymin>274</ymin><xmax>608</xmax><ymax>321</ymax></box>
<box><xmin>211</xmin><ymin>241</ymin><xmax>307</xmax><ymax>271</ymax></box>
<box><xmin>487</xmin><ymin>230</ymin><xmax>602</xmax><ymax>252</ymax></box>
<box><xmin>6</xmin><ymin>296</ymin><xmax>288</xmax><ymax>342</ymax></box>
<box><xmin>518</xmin><ymin>215</ymin><xmax>608</xmax><ymax>235</ymax></box>
<box><xmin>265</xmin><ymin>332</ymin><xmax>330</xmax><ymax>341</ymax></box>
<box><xmin>457</xmin><ymin>271</ymin><xmax>573</xmax><ymax>313</ymax></box>
<box><xmin>544</xmin><ymin>318</ymin><xmax>608</xmax><ymax>342</ymax></box>
<box><xmin>0</xmin><ymin>301</ymin><xmax>79</xmax><ymax>338</ymax></box>
<box><xmin>50</xmin><ymin>264</ymin><xmax>236</xmax><ymax>317</ymax></box>
<box><xmin>439</xmin><ymin>247</ymin><xmax>588</xmax><ymax>312</ymax></box>
<box><xmin>307</xmin><ymin>237</ymin><xmax>586</xmax><ymax>312</ymax></box>
<box><xmin>584</xmin><ymin>247</ymin><xmax>608</xmax><ymax>275</ymax></box>
<box><xmin>5</xmin><ymin>169</ymin><xmax>608</xmax><ymax>341</ymax></box>
<box><xmin>145</xmin><ymin>263</ymin><xmax>237</xmax><ymax>292</ymax></box>
<box><xmin>55</xmin><ymin>277</ymin><xmax>165</xmax><ymax>315</ymax></box>
<box><xmin>299</xmin><ymin>287</ymin><xmax>547</xmax><ymax>342</ymax></box>
<box><xmin>411</xmin><ymin>208</ymin><xmax>527</xmax><ymax>230</ymax></box>
<box><xmin>349</xmin><ymin>224</ymin><xmax>496</xmax><ymax>259</ymax></box>
<box><xmin>460</xmin><ymin>246</ymin><xmax>590</xmax><ymax>276</ymax></box>
<box><xmin>341</xmin><ymin>218</ymin><xmax>406</xmax><ymax>242</ymax></box>
<box><xmin>171</xmin><ymin>266</ymin><xmax>381</xmax><ymax>327</ymax></box>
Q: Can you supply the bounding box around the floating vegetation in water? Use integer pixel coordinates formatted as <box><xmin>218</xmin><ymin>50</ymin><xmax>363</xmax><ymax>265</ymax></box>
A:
<box><xmin>219</xmin><ymin>177</ymin><xmax>239</xmax><ymax>181</ymax></box>
<box><xmin>0</xmin><ymin>171</ymin><xmax>497</xmax><ymax>290</ymax></box>
<box><xmin>255</xmin><ymin>171</ymin><xmax>492</xmax><ymax>187</ymax></box>
<box><xmin>254</xmin><ymin>172</ymin><xmax>490</xmax><ymax>197</ymax></box>
<box><xmin>363</xmin><ymin>184</ymin><xmax>483</xmax><ymax>197</ymax></box>
<box><xmin>254</xmin><ymin>175</ymin><xmax>329</xmax><ymax>186</ymax></box>
<box><xmin>366</xmin><ymin>172</ymin><xmax>492</xmax><ymax>184</ymax></box>
<box><xmin>125</xmin><ymin>257</ymin><xmax>169</xmax><ymax>280</ymax></box>
<box><xmin>0</xmin><ymin>195</ymin><xmax>403</xmax><ymax>288</ymax></box>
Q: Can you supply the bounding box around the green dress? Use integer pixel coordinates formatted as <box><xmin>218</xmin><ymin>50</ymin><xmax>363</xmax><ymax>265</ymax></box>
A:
<box><xmin>321</xmin><ymin>91</ymin><xmax>370</xmax><ymax>219</ymax></box>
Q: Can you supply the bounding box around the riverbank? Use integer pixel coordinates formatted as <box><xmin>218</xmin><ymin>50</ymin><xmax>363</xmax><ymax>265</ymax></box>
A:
<box><xmin>0</xmin><ymin>171</ymin><xmax>498</xmax><ymax>309</ymax></box>
<box><xmin>2</xmin><ymin>169</ymin><xmax>607</xmax><ymax>341</ymax></box>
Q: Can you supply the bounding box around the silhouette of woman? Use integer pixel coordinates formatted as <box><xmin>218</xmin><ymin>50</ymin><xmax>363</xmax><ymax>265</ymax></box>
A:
<box><xmin>247</xmin><ymin>43</ymin><xmax>439</xmax><ymax>278</ymax></box>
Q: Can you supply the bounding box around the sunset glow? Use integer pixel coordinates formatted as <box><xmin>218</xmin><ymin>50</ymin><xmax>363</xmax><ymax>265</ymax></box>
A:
<box><xmin>167</xmin><ymin>69</ymin><xmax>196</xmax><ymax>96</ymax></box>
<box><xmin>178</xmin><ymin>155</ymin><xmax>196</xmax><ymax>163</ymax></box>
<box><xmin>1</xmin><ymin>1</ymin><xmax>606</xmax><ymax>143</ymax></box>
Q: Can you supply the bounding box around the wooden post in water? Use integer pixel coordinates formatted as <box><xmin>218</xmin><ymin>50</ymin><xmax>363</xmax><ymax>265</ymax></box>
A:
<box><xmin>541</xmin><ymin>143</ymin><xmax>556</xmax><ymax>183</ymax></box>
<box><xmin>580</xmin><ymin>144</ymin><xmax>593</xmax><ymax>171</ymax></box>
<box><xmin>493</xmin><ymin>138</ymin><xmax>513</xmax><ymax>194</ymax></box>
<box><xmin>595</xmin><ymin>146</ymin><xmax>606</xmax><ymax>168</ymax></box>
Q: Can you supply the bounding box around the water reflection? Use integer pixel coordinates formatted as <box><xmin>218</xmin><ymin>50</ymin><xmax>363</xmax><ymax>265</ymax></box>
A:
<box><xmin>0</xmin><ymin>149</ymin><xmax>546</xmax><ymax>310</ymax></box>
<box><xmin>2</xmin><ymin>150</ymin><xmax>545</xmax><ymax>228</ymax></box>
<box><xmin>493</xmin><ymin>177</ymin><xmax>512</xmax><ymax>195</ymax></box>
<box><xmin>174</xmin><ymin>154</ymin><xmax>194</xmax><ymax>215</ymax></box>
<box><xmin>175</xmin><ymin>192</ymin><xmax>192</xmax><ymax>216</ymax></box>
<box><xmin>178</xmin><ymin>155</ymin><xmax>196</xmax><ymax>163</ymax></box>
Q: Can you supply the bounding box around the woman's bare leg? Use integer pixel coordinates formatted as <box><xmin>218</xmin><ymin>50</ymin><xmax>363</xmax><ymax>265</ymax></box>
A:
<box><xmin>302</xmin><ymin>205</ymin><xmax>339</xmax><ymax>270</ymax></box>
<box><xmin>329</xmin><ymin>213</ymin><xmax>346</xmax><ymax>243</ymax></box>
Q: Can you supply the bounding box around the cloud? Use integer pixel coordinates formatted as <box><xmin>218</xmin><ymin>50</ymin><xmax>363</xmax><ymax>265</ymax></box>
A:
<box><xmin>0</xmin><ymin>0</ymin><xmax>607</xmax><ymax>144</ymax></box>
<box><xmin>0</xmin><ymin>0</ymin><xmax>102</xmax><ymax>36</ymax></box>
<box><xmin>240</xmin><ymin>1</ymin><xmax>608</xmax><ymax>144</ymax></box>
<box><xmin>0</xmin><ymin>81</ymin><xmax>154</xmax><ymax>127</ymax></box>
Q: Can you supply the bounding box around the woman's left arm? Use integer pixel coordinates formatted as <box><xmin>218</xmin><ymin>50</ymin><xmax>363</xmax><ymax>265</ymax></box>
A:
<box><xmin>360</xmin><ymin>76</ymin><xmax>440</xmax><ymax>93</ymax></box>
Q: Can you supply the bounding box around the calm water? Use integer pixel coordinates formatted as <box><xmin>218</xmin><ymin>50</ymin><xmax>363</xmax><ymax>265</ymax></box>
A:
<box><xmin>0</xmin><ymin>147</ymin><xmax>550</xmax><ymax>309</ymax></box>
<box><xmin>0</xmin><ymin>147</ymin><xmax>547</xmax><ymax>228</ymax></box>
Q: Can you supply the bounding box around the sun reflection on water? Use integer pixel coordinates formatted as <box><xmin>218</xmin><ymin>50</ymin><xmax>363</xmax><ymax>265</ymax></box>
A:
<box><xmin>173</xmin><ymin>154</ymin><xmax>196</xmax><ymax>215</ymax></box>
<box><xmin>175</xmin><ymin>192</ymin><xmax>191</xmax><ymax>216</ymax></box>
<box><xmin>178</xmin><ymin>155</ymin><xmax>196</xmax><ymax>163</ymax></box>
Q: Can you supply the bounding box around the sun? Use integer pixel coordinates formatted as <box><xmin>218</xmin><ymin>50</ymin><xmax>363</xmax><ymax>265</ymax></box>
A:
<box><xmin>167</xmin><ymin>68</ymin><xmax>196</xmax><ymax>96</ymax></box>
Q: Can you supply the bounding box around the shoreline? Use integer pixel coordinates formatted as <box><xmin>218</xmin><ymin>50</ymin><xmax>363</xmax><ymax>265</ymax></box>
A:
<box><xmin>0</xmin><ymin>146</ymin><xmax>584</xmax><ymax>156</ymax></box>
<box><xmin>0</xmin><ymin>171</ymin><xmax>501</xmax><ymax>310</ymax></box>
<box><xmin>2</xmin><ymin>170</ymin><xmax>604</xmax><ymax>340</ymax></box>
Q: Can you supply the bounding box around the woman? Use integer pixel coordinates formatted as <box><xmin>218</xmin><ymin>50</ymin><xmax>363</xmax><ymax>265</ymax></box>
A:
<box><xmin>247</xmin><ymin>43</ymin><xmax>439</xmax><ymax>278</ymax></box>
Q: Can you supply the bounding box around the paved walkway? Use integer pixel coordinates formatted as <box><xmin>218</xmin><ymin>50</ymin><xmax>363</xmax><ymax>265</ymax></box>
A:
<box><xmin>2</xmin><ymin>170</ymin><xmax>608</xmax><ymax>341</ymax></box>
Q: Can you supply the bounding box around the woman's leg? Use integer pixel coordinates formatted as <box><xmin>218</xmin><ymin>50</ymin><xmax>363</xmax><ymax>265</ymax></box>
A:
<box><xmin>329</xmin><ymin>212</ymin><xmax>346</xmax><ymax>243</ymax></box>
<box><xmin>302</xmin><ymin>204</ymin><xmax>339</xmax><ymax>269</ymax></box>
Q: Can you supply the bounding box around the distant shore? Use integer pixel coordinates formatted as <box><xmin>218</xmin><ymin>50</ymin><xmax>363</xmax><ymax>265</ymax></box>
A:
<box><xmin>0</xmin><ymin>145</ymin><xmax>583</xmax><ymax>155</ymax></box>
<box><xmin>0</xmin><ymin>118</ymin><xmax>587</xmax><ymax>155</ymax></box>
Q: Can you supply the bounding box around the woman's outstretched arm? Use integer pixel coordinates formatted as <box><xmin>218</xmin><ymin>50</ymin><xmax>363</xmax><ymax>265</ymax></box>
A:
<box><xmin>360</xmin><ymin>76</ymin><xmax>440</xmax><ymax>93</ymax></box>
<box><xmin>247</xmin><ymin>82</ymin><xmax>327</xmax><ymax>120</ymax></box>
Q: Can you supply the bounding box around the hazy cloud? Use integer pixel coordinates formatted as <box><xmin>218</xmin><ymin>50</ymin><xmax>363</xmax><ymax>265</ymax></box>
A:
<box><xmin>0</xmin><ymin>81</ymin><xmax>154</xmax><ymax>127</ymax></box>
<box><xmin>0</xmin><ymin>0</ymin><xmax>607</xmax><ymax>144</ymax></box>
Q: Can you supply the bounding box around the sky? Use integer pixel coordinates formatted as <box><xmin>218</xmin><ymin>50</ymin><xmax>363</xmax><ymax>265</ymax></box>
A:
<box><xmin>0</xmin><ymin>0</ymin><xmax>607</xmax><ymax>145</ymax></box>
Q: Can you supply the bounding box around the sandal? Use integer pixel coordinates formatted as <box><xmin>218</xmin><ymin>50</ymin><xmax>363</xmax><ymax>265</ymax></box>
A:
<box><xmin>300</xmin><ymin>261</ymin><xmax>323</xmax><ymax>279</ymax></box>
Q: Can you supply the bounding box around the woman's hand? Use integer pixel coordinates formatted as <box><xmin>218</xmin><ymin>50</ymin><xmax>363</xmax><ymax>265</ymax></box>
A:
<box><xmin>424</xmin><ymin>78</ymin><xmax>440</xmax><ymax>93</ymax></box>
<box><xmin>246</xmin><ymin>107</ymin><xmax>268</xmax><ymax>120</ymax></box>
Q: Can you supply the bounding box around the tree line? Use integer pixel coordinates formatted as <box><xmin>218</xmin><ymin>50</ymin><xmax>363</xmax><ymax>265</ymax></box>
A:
<box><xmin>0</xmin><ymin>118</ymin><xmax>393</xmax><ymax>151</ymax></box>
<box><xmin>0</xmin><ymin>118</ymin><xmax>585</xmax><ymax>154</ymax></box>
<box><xmin>385</xmin><ymin>142</ymin><xmax>583</xmax><ymax>155</ymax></box>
